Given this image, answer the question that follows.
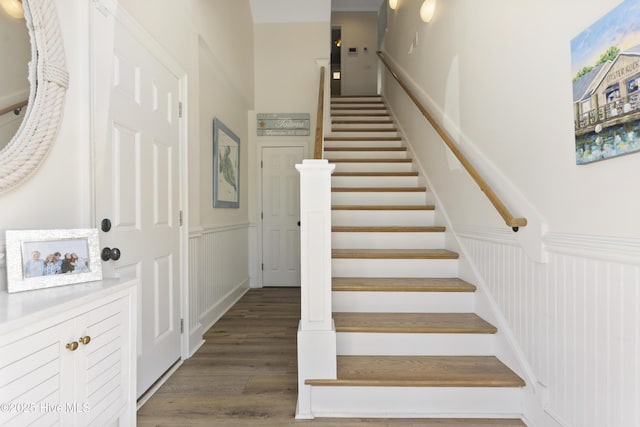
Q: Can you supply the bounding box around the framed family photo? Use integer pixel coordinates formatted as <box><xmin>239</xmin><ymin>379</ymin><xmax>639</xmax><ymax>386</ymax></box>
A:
<box><xmin>213</xmin><ymin>118</ymin><xmax>240</xmax><ymax>208</ymax></box>
<box><xmin>5</xmin><ymin>228</ymin><xmax>102</xmax><ymax>293</ymax></box>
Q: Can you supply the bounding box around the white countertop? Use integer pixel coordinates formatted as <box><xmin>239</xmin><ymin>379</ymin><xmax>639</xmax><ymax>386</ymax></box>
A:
<box><xmin>0</xmin><ymin>278</ymin><xmax>136</xmax><ymax>335</ymax></box>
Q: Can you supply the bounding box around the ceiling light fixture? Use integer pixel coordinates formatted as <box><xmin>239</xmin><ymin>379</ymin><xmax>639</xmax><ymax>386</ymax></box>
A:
<box><xmin>420</xmin><ymin>0</ymin><xmax>436</xmax><ymax>23</ymax></box>
<box><xmin>0</xmin><ymin>0</ymin><xmax>24</xmax><ymax>19</ymax></box>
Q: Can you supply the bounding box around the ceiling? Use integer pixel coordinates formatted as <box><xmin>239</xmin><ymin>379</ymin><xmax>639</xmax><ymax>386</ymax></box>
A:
<box><xmin>331</xmin><ymin>0</ymin><xmax>385</xmax><ymax>12</ymax></box>
<box><xmin>249</xmin><ymin>0</ymin><xmax>385</xmax><ymax>24</ymax></box>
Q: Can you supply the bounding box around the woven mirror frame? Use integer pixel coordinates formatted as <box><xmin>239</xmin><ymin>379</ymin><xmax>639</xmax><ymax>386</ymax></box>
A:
<box><xmin>0</xmin><ymin>0</ymin><xmax>69</xmax><ymax>194</ymax></box>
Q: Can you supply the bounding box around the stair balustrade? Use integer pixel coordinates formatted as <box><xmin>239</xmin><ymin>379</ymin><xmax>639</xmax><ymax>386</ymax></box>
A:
<box><xmin>295</xmin><ymin>61</ymin><xmax>337</xmax><ymax>419</ymax></box>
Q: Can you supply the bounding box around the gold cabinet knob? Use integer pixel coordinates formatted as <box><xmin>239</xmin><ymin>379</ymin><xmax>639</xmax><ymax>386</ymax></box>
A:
<box><xmin>79</xmin><ymin>336</ymin><xmax>91</xmax><ymax>345</ymax></box>
<box><xmin>66</xmin><ymin>341</ymin><xmax>79</xmax><ymax>351</ymax></box>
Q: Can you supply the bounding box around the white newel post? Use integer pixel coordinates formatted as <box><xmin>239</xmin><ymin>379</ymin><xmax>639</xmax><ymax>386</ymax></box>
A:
<box><xmin>295</xmin><ymin>159</ymin><xmax>336</xmax><ymax>419</ymax></box>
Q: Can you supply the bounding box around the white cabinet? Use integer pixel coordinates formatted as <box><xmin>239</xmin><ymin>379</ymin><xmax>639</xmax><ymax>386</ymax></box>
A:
<box><xmin>0</xmin><ymin>279</ymin><xmax>136</xmax><ymax>427</ymax></box>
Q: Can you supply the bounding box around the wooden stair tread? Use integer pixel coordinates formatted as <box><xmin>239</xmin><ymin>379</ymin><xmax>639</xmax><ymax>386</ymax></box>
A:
<box><xmin>305</xmin><ymin>356</ymin><xmax>525</xmax><ymax>387</ymax></box>
<box><xmin>332</xmin><ymin>95</ymin><xmax>381</xmax><ymax>98</ymax></box>
<box><xmin>331</xmin><ymin>102</ymin><xmax>387</xmax><ymax>110</ymax></box>
<box><xmin>332</xmin><ymin>204</ymin><xmax>435</xmax><ymax>210</ymax></box>
<box><xmin>325</xmin><ymin>136</ymin><xmax>402</xmax><ymax>141</ymax></box>
<box><xmin>327</xmin><ymin>158</ymin><xmax>413</xmax><ymax>163</ymax></box>
<box><xmin>332</xmin><ymin>187</ymin><xmax>426</xmax><ymax>192</ymax></box>
<box><xmin>332</xmin><ymin>172</ymin><xmax>419</xmax><ymax>176</ymax></box>
<box><xmin>331</xmin><ymin>99</ymin><xmax>384</xmax><ymax>105</ymax></box>
<box><xmin>325</xmin><ymin>146</ymin><xmax>407</xmax><ymax>151</ymax></box>
<box><xmin>332</xmin><ymin>249</ymin><xmax>459</xmax><ymax>259</ymax></box>
<box><xmin>333</xmin><ymin>312</ymin><xmax>497</xmax><ymax>334</ymax></box>
<box><xmin>332</xmin><ymin>226</ymin><xmax>445</xmax><ymax>232</ymax></box>
<box><xmin>331</xmin><ymin>113</ymin><xmax>390</xmax><ymax>117</ymax></box>
<box><xmin>332</xmin><ymin>277</ymin><xmax>476</xmax><ymax>292</ymax></box>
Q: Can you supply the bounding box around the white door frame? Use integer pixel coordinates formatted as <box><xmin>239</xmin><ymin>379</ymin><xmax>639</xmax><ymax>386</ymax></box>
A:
<box><xmin>255</xmin><ymin>141</ymin><xmax>308</xmax><ymax>288</ymax></box>
<box><xmin>90</xmin><ymin>0</ymin><xmax>190</xmax><ymax>363</ymax></box>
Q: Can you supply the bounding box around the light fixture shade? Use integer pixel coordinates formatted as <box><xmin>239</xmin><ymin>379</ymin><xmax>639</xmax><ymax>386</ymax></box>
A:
<box><xmin>420</xmin><ymin>0</ymin><xmax>436</xmax><ymax>23</ymax></box>
<box><xmin>389</xmin><ymin>0</ymin><xmax>398</xmax><ymax>10</ymax></box>
<box><xmin>0</xmin><ymin>0</ymin><xmax>24</xmax><ymax>19</ymax></box>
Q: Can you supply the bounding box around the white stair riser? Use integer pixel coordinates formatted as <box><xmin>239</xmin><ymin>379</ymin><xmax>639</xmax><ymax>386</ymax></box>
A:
<box><xmin>326</xmin><ymin>151</ymin><xmax>408</xmax><ymax>160</ymax></box>
<box><xmin>332</xmin><ymin>123</ymin><xmax>396</xmax><ymax>130</ymax></box>
<box><xmin>328</xmin><ymin>131</ymin><xmax>399</xmax><ymax>138</ymax></box>
<box><xmin>336</xmin><ymin>333</ymin><xmax>495</xmax><ymax>356</ymax></box>
<box><xmin>329</xmin><ymin>115</ymin><xmax>390</xmax><ymax>121</ymax></box>
<box><xmin>332</xmin><ymin>176</ymin><xmax>419</xmax><ymax>187</ymax></box>
<box><xmin>308</xmin><ymin>386</ymin><xmax>523</xmax><ymax>418</ymax></box>
<box><xmin>332</xmin><ymin>232</ymin><xmax>445</xmax><ymax>249</ymax></box>
<box><xmin>332</xmin><ymin>210</ymin><xmax>436</xmax><ymax>227</ymax></box>
<box><xmin>331</xmin><ymin>162</ymin><xmax>414</xmax><ymax>173</ymax></box>
<box><xmin>332</xmin><ymin>291</ymin><xmax>474</xmax><ymax>313</ymax></box>
<box><xmin>332</xmin><ymin>258</ymin><xmax>458</xmax><ymax>278</ymax></box>
<box><xmin>331</xmin><ymin>192</ymin><xmax>427</xmax><ymax>206</ymax></box>
<box><xmin>332</xmin><ymin>109</ymin><xmax>388</xmax><ymax>115</ymax></box>
<box><xmin>325</xmin><ymin>139</ymin><xmax>403</xmax><ymax>148</ymax></box>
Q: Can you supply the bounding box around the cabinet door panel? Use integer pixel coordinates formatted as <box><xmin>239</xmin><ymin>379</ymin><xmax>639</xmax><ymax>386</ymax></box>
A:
<box><xmin>76</xmin><ymin>296</ymin><xmax>130</xmax><ymax>426</ymax></box>
<box><xmin>0</xmin><ymin>323</ymin><xmax>69</xmax><ymax>426</ymax></box>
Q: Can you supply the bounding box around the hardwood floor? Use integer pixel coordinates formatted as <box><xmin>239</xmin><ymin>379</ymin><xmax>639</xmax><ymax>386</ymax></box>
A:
<box><xmin>137</xmin><ymin>288</ymin><xmax>526</xmax><ymax>427</ymax></box>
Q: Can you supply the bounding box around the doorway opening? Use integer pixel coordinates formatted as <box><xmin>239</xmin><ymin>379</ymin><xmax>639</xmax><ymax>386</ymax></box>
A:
<box><xmin>331</xmin><ymin>27</ymin><xmax>342</xmax><ymax>96</ymax></box>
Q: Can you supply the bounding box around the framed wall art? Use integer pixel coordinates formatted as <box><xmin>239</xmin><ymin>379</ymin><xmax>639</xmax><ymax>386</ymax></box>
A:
<box><xmin>5</xmin><ymin>228</ymin><xmax>102</xmax><ymax>293</ymax></box>
<box><xmin>213</xmin><ymin>118</ymin><xmax>240</xmax><ymax>208</ymax></box>
<box><xmin>572</xmin><ymin>0</ymin><xmax>640</xmax><ymax>164</ymax></box>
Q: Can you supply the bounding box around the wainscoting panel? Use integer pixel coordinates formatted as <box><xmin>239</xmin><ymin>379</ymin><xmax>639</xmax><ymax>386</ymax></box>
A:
<box><xmin>188</xmin><ymin>224</ymin><xmax>250</xmax><ymax>355</ymax></box>
<box><xmin>460</xmin><ymin>232</ymin><xmax>640</xmax><ymax>427</ymax></box>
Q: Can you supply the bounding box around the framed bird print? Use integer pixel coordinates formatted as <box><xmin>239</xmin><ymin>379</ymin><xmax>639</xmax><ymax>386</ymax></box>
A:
<box><xmin>213</xmin><ymin>118</ymin><xmax>240</xmax><ymax>208</ymax></box>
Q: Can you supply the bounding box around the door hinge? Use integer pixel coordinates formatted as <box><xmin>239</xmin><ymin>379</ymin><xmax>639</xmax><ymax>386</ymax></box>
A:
<box><xmin>261</xmin><ymin>211</ymin><xmax>263</xmax><ymax>220</ymax></box>
<box><xmin>179</xmin><ymin>210</ymin><xmax>183</xmax><ymax>226</ymax></box>
<box><xmin>180</xmin><ymin>318</ymin><xmax>184</xmax><ymax>334</ymax></box>
<box><xmin>261</xmin><ymin>160</ymin><xmax>263</xmax><ymax>168</ymax></box>
<box><xmin>178</xmin><ymin>102</ymin><xmax>183</xmax><ymax>118</ymax></box>
<box><xmin>261</xmin><ymin>263</ymin><xmax>264</xmax><ymax>271</ymax></box>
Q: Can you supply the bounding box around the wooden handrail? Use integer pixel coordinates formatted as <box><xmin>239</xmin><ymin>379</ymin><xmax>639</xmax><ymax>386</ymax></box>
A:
<box><xmin>377</xmin><ymin>52</ymin><xmax>527</xmax><ymax>231</ymax></box>
<box><xmin>0</xmin><ymin>100</ymin><xmax>28</xmax><ymax>117</ymax></box>
<box><xmin>314</xmin><ymin>66</ymin><xmax>326</xmax><ymax>159</ymax></box>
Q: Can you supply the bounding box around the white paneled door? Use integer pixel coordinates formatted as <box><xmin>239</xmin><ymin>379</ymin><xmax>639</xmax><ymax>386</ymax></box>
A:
<box><xmin>262</xmin><ymin>146</ymin><xmax>304</xmax><ymax>286</ymax></box>
<box><xmin>93</xmin><ymin>10</ymin><xmax>182</xmax><ymax>398</ymax></box>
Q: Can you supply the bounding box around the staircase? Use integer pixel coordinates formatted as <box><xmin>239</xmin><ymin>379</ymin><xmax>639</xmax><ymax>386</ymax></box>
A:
<box><xmin>302</xmin><ymin>96</ymin><xmax>527</xmax><ymax>423</ymax></box>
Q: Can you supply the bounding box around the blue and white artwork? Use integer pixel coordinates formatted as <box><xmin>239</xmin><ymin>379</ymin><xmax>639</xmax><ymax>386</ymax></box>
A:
<box><xmin>572</xmin><ymin>0</ymin><xmax>640</xmax><ymax>164</ymax></box>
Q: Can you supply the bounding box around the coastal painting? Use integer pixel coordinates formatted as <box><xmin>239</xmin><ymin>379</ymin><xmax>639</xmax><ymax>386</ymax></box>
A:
<box><xmin>571</xmin><ymin>0</ymin><xmax>640</xmax><ymax>164</ymax></box>
<box><xmin>213</xmin><ymin>118</ymin><xmax>240</xmax><ymax>208</ymax></box>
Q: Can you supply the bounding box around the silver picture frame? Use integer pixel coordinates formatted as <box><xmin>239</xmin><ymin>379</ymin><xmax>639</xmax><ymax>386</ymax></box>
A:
<box><xmin>5</xmin><ymin>228</ymin><xmax>102</xmax><ymax>293</ymax></box>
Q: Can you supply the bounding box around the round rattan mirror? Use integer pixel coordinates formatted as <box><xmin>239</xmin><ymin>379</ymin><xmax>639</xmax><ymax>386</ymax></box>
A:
<box><xmin>0</xmin><ymin>0</ymin><xmax>68</xmax><ymax>194</ymax></box>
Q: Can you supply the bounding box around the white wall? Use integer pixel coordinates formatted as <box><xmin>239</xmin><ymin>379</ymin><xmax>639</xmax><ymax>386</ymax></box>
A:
<box><xmin>382</xmin><ymin>0</ymin><xmax>639</xmax><ymax>239</ymax></box>
<box><xmin>251</xmin><ymin>20</ymin><xmax>329</xmax><ymax>286</ymax></box>
<box><xmin>332</xmin><ymin>11</ymin><xmax>379</xmax><ymax>95</ymax></box>
<box><xmin>381</xmin><ymin>0</ymin><xmax>640</xmax><ymax>425</ymax></box>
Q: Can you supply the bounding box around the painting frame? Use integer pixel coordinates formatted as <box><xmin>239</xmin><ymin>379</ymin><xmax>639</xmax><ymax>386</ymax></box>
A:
<box><xmin>5</xmin><ymin>228</ymin><xmax>103</xmax><ymax>293</ymax></box>
<box><xmin>571</xmin><ymin>0</ymin><xmax>640</xmax><ymax>165</ymax></box>
<box><xmin>213</xmin><ymin>118</ymin><xmax>240</xmax><ymax>208</ymax></box>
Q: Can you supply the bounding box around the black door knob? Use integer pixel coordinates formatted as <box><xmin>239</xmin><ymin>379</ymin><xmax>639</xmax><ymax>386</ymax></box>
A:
<box><xmin>101</xmin><ymin>247</ymin><xmax>112</xmax><ymax>261</ymax></box>
<box><xmin>101</xmin><ymin>247</ymin><xmax>122</xmax><ymax>261</ymax></box>
<box><xmin>101</xmin><ymin>218</ymin><xmax>112</xmax><ymax>232</ymax></box>
<box><xmin>297</xmin><ymin>221</ymin><xmax>301</xmax><ymax>226</ymax></box>
<box><xmin>110</xmin><ymin>247</ymin><xmax>121</xmax><ymax>261</ymax></box>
